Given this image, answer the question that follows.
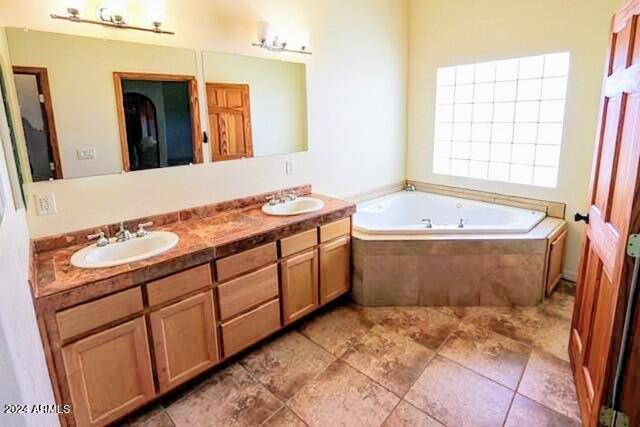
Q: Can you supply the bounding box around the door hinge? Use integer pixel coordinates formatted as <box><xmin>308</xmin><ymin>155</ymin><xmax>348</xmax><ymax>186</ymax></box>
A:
<box><xmin>627</xmin><ymin>234</ymin><xmax>640</xmax><ymax>257</ymax></box>
<box><xmin>600</xmin><ymin>407</ymin><xmax>629</xmax><ymax>427</ymax></box>
<box><xmin>39</xmin><ymin>93</ymin><xmax>45</xmax><ymax>104</ymax></box>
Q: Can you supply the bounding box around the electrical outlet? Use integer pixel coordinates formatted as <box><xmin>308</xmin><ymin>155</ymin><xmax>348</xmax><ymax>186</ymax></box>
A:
<box><xmin>285</xmin><ymin>160</ymin><xmax>294</xmax><ymax>175</ymax></box>
<box><xmin>76</xmin><ymin>147</ymin><xmax>97</xmax><ymax>160</ymax></box>
<box><xmin>35</xmin><ymin>192</ymin><xmax>57</xmax><ymax>216</ymax></box>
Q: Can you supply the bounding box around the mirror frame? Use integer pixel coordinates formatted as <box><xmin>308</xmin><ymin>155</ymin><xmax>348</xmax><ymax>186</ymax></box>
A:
<box><xmin>113</xmin><ymin>72</ymin><xmax>203</xmax><ymax>171</ymax></box>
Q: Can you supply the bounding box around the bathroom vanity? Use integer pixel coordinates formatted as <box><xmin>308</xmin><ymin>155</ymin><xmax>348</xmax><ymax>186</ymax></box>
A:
<box><xmin>28</xmin><ymin>187</ymin><xmax>354</xmax><ymax>427</ymax></box>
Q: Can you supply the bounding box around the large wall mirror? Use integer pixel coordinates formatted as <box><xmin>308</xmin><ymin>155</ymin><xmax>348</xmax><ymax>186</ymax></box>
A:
<box><xmin>202</xmin><ymin>51</ymin><xmax>308</xmax><ymax>161</ymax></box>
<box><xmin>4</xmin><ymin>27</ymin><xmax>309</xmax><ymax>187</ymax></box>
<box><xmin>6</xmin><ymin>28</ymin><xmax>200</xmax><ymax>181</ymax></box>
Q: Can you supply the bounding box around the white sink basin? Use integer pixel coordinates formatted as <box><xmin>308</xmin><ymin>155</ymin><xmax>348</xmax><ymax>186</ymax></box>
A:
<box><xmin>71</xmin><ymin>231</ymin><xmax>179</xmax><ymax>269</ymax></box>
<box><xmin>262</xmin><ymin>197</ymin><xmax>325</xmax><ymax>216</ymax></box>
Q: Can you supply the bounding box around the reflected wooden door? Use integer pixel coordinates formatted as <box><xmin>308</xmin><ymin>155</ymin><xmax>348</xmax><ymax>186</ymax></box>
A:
<box><xmin>570</xmin><ymin>1</ymin><xmax>640</xmax><ymax>425</ymax></box>
<box><xmin>206</xmin><ymin>83</ymin><xmax>253</xmax><ymax>161</ymax></box>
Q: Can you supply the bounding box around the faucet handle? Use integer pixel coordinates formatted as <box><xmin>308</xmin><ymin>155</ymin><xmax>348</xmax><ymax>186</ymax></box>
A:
<box><xmin>266</xmin><ymin>195</ymin><xmax>279</xmax><ymax>205</ymax></box>
<box><xmin>87</xmin><ymin>231</ymin><xmax>109</xmax><ymax>247</ymax></box>
<box><xmin>136</xmin><ymin>222</ymin><xmax>153</xmax><ymax>238</ymax></box>
<box><xmin>286</xmin><ymin>193</ymin><xmax>297</xmax><ymax>201</ymax></box>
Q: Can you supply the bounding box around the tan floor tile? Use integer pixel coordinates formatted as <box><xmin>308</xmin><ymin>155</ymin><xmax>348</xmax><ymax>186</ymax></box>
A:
<box><xmin>541</xmin><ymin>290</ymin><xmax>574</xmax><ymax>321</ymax></box>
<box><xmin>288</xmin><ymin>360</ymin><xmax>399</xmax><ymax>427</ymax></box>
<box><xmin>166</xmin><ymin>363</ymin><xmax>282</xmax><ymax>426</ymax></box>
<box><xmin>120</xmin><ymin>404</ymin><xmax>174</xmax><ymax>427</ymax></box>
<box><xmin>342</xmin><ymin>324</ymin><xmax>435</xmax><ymax>396</ymax></box>
<box><xmin>298</xmin><ymin>305</ymin><xmax>375</xmax><ymax>356</ymax></box>
<box><xmin>405</xmin><ymin>356</ymin><xmax>513</xmax><ymax>426</ymax></box>
<box><xmin>505</xmin><ymin>394</ymin><xmax>580</xmax><ymax>427</ymax></box>
<box><xmin>438</xmin><ymin>322</ymin><xmax>530</xmax><ymax>389</ymax></box>
<box><xmin>518</xmin><ymin>350</ymin><xmax>580</xmax><ymax>421</ymax></box>
<box><xmin>377</xmin><ymin>307</ymin><xmax>460</xmax><ymax>350</ymax></box>
<box><xmin>460</xmin><ymin>306</ymin><xmax>571</xmax><ymax>361</ymax></box>
<box><xmin>382</xmin><ymin>401</ymin><xmax>442</xmax><ymax>426</ymax></box>
<box><xmin>241</xmin><ymin>331</ymin><xmax>336</xmax><ymax>399</ymax></box>
<box><xmin>262</xmin><ymin>407</ymin><xmax>307</xmax><ymax>426</ymax></box>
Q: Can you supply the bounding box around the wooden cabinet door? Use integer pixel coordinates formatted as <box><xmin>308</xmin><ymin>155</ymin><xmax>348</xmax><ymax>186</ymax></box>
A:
<box><xmin>281</xmin><ymin>249</ymin><xmax>319</xmax><ymax>324</ymax></box>
<box><xmin>150</xmin><ymin>291</ymin><xmax>219</xmax><ymax>392</ymax></box>
<box><xmin>206</xmin><ymin>83</ymin><xmax>253</xmax><ymax>161</ymax></box>
<box><xmin>319</xmin><ymin>236</ymin><xmax>351</xmax><ymax>304</ymax></box>
<box><xmin>570</xmin><ymin>2</ymin><xmax>640</xmax><ymax>425</ymax></box>
<box><xmin>62</xmin><ymin>317</ymin><xmax>155</xmax><ymax>427</ymax></box>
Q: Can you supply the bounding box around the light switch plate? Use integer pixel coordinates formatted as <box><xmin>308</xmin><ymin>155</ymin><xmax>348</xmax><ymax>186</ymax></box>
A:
<box><xmin>35</xmin><ymin>192</ymin><xmax>57</xmax><ymax>216</ymax></box>
<box><xmin>76</xmin><ymin>147</ymin><xmax>97</xmax><ymax>160</ymax></box>
<box><xmin>285</xmin><ymin>160</ymin><xmax>294</xmax><ymax>175</ymax></box>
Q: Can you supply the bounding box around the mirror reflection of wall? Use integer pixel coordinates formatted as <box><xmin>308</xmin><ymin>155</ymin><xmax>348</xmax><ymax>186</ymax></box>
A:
<box><xmin>202</xmin><ymin>52</ymin><xmax>308</xmax><ymax>161</ymax></box>
<box><xmin>5</xmin><ymin>28</ymin><xmax>199</xmax><ymax>180</ymax></box>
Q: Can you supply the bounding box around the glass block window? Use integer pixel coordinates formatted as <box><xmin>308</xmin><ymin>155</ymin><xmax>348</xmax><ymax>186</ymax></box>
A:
<box><xmin>433</xmin><ymin>52</ymin><xmax>570</xmax><ymax>187</ymax></box>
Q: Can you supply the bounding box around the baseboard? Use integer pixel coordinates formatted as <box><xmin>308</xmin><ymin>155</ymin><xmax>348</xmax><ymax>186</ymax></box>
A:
<box><xmin>562</xmin><ymin>269</ymin><xmax>577</xmax><ymax>282</ymax></box>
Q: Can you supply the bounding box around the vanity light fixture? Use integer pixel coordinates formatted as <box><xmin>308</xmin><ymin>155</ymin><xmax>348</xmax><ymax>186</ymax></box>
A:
<box><xmin>50</xmin><ymin>5</ymin><xmax>174</xmax><ymax>35</ymax></box>
<box><xmin>252</xmin><ymin>21</ymin><xmax>312</xmax><ymax>55</ymax></box>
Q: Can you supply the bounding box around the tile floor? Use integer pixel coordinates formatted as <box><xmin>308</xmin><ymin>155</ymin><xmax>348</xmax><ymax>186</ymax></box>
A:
<box><xmin>122</xmin><ymin>281</ymin><xmax>579</xmax><ymax>427</ymax></box>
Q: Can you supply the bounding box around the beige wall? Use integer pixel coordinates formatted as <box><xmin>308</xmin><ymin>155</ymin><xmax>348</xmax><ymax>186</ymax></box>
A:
<box><xmin>0</xmin><ymin>54</ymin><xmax>57</xmax><ymax>426</ymax></box>
<box><xmin>7</xmin><ymin>28</ymin><xmax>197</xmax><ymax>178</ymax></box>
<box><xmin>203</xmin><ymin>52</ymin><xmax>308</xmax><ymax>157</ymax></box>
<box><xmin>0</xmin><ymin>0</ymin><xmax>408</xmax><ymax>237</ymax></box>
<box><xmin>407</xmin><ymin>0</ymin><xmax>619</xmax><ymax>278</ymax></box>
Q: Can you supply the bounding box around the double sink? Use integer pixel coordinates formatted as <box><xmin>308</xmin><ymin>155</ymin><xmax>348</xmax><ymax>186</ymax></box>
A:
<box><xmin>71</xmin><ymin>197</ymin><xmax>325</xmax><ymax>269</ymax></box>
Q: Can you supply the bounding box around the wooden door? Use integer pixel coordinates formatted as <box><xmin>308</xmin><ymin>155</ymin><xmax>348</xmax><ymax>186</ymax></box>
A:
<box><xmin>62</xmin><ymin>317</ymin><xmax>155</xmax><ymax>426</ymax></box>
<box><xmin>570</xmin><ymin>2</ymin><xmax>640</xmax><ymax>425</ymax></box>
<box><xmin>319</xmin><ymin>236</ymin><xmax>351</xmax><ymax>304</ymax></box>
<box><xmin>206</xmin><ymin>83</ymin><xmax>253</xmax><ymax>161</ymax></box>
<box><xmin>150</xmin><ymin>291</ymin><xmax>219</xmax><ymax>392</ymax></box>
<box><xmin>281</xmin><ymin>248</ymin><xmax>319</xmax><ymax>324</ymax></box>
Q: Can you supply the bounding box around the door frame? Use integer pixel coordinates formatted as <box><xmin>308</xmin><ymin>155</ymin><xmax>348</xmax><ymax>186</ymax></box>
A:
<box><xmin>12</xmin><ymin>66</ymin><xmax>64</xmax><ymax>179</ymax></box>
<box><xmin>113</xmin><ymin>72</ymin><xmax>203</xmax><ymax>172</ymax></box>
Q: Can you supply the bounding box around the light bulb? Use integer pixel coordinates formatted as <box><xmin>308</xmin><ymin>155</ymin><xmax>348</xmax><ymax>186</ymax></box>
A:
<box><xmin>148</xmin><ymin>0</ymin><xmax>165</xmax><ymax>24</ymax></box>
<box><xmin>257</xmin><ymin>21</ymin><xmax>272</xmax><ymax>43</ymax></box>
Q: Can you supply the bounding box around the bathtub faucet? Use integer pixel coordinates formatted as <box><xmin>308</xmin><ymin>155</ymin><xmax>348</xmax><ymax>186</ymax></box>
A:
<box><xmin>404</xmin><ymin>183</ymin><xmax>416</xmax><ymax>191</ymax></box>
<box><xmin>458</xmin><ymin>218</ymin><xmax>465</xmax><ymax>228</ymax></box>
<box><xmin>421</xmin><ymin>218</ymin><xmax>432</xmax><ymax>228</ymax></box>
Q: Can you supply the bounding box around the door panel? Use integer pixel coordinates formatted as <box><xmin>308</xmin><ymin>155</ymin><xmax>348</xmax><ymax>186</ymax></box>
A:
<box><xmin>150</xmin><ymin>291</ymin><xmax>219</xmax><ymax>392</ymax></box>
<box><xmin>570</xmin><ymin>3</ymin><xmax>640</xmax><ymax>425</ymax></box>
<box><xmin>206</xmin><ymin>83</ymin><xmax>253</xmax><ymax>161</ymax></box>
<box><xmin>281</xmin><ymin>248</ymin><xmax>319</xmax><ymax>324</ymax></box>
<box><xmin>62</xmin><ymin>317</ymin><xmax>155</xmax><ymax>426</ymax></box>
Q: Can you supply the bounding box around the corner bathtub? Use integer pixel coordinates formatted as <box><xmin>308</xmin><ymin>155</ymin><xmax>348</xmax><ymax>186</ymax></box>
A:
<box><xmin>351</xmin><ymin>191</ymin><xmax>565</xmax><ymax>307</ymax></box>
<box><xmin>353</xmin><ymin>191</ymin><xmax>545</xmax><ymax>235</ymax></box>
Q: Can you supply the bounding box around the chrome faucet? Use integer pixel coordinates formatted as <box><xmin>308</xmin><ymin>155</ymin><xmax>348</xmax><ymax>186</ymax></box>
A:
<box><xmin>421</xmin><ymin>218</ymin><xmax>432</xmax><ymax>228</ymax></box>
<box><xmin>285</xmin><ymin>192</ymin><xmax>297</xmax><ymax>201</ymax></box>
<box><xmin>87</xmin><ymin>231</ymin><xmax>109</xmax><ymax>247</ymax></box>
<box><xmin>404</xmin><ymin>183</ymin><xmax>416</xmax><ymax>191</ymax></box>
<box><xmin>135</xmin><ymin>222</ymin><xmax>153</xmax><ymax>238</ymax></box>
<box><xmin>115</xmin><ymin>222</ymin><xmax>132</xmax><ymax>242</ymax></box>
<box><xmin>458</xmin><ymin>218</ymin><xmax>465</xmax><ymax>228</ymax></box>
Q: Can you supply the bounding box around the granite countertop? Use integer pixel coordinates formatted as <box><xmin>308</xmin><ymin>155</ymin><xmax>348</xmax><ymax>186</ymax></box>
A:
<box><xmin>32</xmin><ymin>193</ymin><xmax>355</xmax><ymax>311</ymax></box>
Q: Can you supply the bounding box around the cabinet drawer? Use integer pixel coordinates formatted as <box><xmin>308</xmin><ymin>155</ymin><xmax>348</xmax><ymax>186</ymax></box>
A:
<box><xmin>319</xmin><ymin>218</ymin><xmax>351</xmax><ymax>243</ymax></box>
<box><xmin>216</xmin><ymin>243</ymin><xmax>277</xmax><ymax>282</ymax></box>
<box><xmin>217</xmin><ymin>264</ymin><xmax>279</xmax><ymax>321</ymax></box>
<box><xmin>221</xmin><ymin>299</ymin><xmax>280</xmax><ymax>357</ymax></box>
<box><xmin>280</xmin><ymin>229</ymin><xmax>318</xmax><ymax>258</ymax></box>
<box><xmin>147</xmin><ymin>264</ymin><xmax>213</xmax><ymax>307</ymax></box>
<box><xmin>57</xmin><ymin>287</ymin><xmax>143</xmax><ymax>342</ymax></box>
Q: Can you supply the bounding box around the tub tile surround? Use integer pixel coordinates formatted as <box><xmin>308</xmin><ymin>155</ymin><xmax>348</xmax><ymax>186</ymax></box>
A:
<box><xmin>123</xmin><ymin>281</ymin><xmax>579</xmax><ymax>427</ymax></box>
<box><xmin>29</xmin><ymin>186</ymin><xmax>355</xmax><ymax>310</ymax></box>
<box><xmin>352</xmin><ymin>184</ymin><xmax>569</xmax><ymax>307</ymax></box>
<box><xmin>353</xmin><ymin>237</ymin><xmax>550</xmax><ymax>307</ymax></box>
<box><xmin>406</xmin><ymin>180</ymin><xmax>566</xmax><ymax>219</ymax></box>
